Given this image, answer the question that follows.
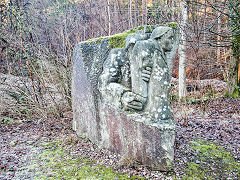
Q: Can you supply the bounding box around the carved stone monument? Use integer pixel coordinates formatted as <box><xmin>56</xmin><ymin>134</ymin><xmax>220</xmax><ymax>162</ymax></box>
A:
<box><xmin>72</xmin><ymin>24</ymin><xmax>180</xmax><ymax>171</ymax></box>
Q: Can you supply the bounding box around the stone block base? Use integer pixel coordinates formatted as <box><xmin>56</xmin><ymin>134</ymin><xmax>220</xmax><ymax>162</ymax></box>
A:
<box><xmin>99</xmin><ymin>103</ymin><xmax>175</xmax><ymax>171</ymax></box>
<box><xmin>72</xmin><ymin>29</ymin><xmax>177</xmax><ymax>171</ymax></box>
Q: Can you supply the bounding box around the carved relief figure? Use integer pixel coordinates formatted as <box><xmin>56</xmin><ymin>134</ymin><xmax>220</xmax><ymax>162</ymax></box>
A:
<box><xmin>98</xmin><ymin>33</ymin><xmax>150</xmax><ymax>111</ymax></box>
<box><xmin>99</xmin><ymin>26</ymin><xmax>179</xmax><ymax>122</ymax></box>
<box><xmin>144</xmin><ymin>26</ymin><xmax>175</xmax><ymax>122</ymax></box>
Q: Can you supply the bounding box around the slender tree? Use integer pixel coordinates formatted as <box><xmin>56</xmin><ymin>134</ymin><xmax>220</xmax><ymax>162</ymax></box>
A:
<box><xmin>228</xmin><ymin>0</ymin><xmax>240</xmax><ymax>97</ymax></box>
<box><xmin>178</xmin><ymin>0</ymin><xmax>188</xmax><ymax>100</ymax></box>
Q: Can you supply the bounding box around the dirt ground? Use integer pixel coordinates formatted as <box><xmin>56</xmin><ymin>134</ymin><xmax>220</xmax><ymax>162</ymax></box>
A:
<box><xmin>1</xmin><ymin>97</ymin><xmax>240</xmax><ymax>179</ymax></box>
<box><xmin>0</xmin><ymin>70</ymin><xmax>239</xmax><ymax>179</ymax></box>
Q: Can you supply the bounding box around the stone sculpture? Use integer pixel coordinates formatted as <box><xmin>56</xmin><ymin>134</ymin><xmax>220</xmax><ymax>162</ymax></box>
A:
<box><xmin>72</xmin><ymin>24</ymin><xmax>180</xmax><ymax>171</ymax></box>
<box><xmin>99</xmin><ymin>26</ymin><xmax>176</xmax><ymax>124</ymax></box>
<box><xmin>98</xmin><ymin>33</ymin><xmax>150</xmax><ymax>111</ymax></box>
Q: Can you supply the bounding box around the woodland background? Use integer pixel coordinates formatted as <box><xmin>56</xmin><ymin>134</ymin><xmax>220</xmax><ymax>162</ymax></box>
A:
<box><xmin>0</xmin><ymin>0</ymin><xmax>240</xmax><ymax>179</ymax></box>
<box><xmin>0</xmin><ymin>0</ymin><xmax>239</xmax><ymax>119</ymax></box>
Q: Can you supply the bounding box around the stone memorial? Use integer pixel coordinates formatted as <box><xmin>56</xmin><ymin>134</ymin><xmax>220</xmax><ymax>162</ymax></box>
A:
<box><xmin>72</xmin><ymin>24</ymin><xmax>180</xmax><ymax>171</ymax></box>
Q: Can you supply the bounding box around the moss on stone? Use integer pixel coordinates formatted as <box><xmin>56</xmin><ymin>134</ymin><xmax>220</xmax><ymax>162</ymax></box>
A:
<box><xmin>83</xmin><ymin>23</ymin><xmax>178</xmax><ymax>49</ymax></box>
<box><xmin>82</xmin><ymin>29</ymin><xmax>137</xmax><ymax>48</ymax></box>
<box><xmin>86</xmin><ymin>37</ymin><xmax>103</xmax><ymax>45</ymax></box>
<box><xmin>108</xmin><ymin>28</ymin><xmax>137</xmax><ymax>49</ymax></box>
<box><xmin>166</xmin><ymin>22</ymin><xmax>179</xmax><ymax>28</ymax></box>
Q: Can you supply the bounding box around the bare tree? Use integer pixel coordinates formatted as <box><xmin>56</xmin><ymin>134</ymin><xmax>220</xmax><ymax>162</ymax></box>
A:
<box><xmin>178</xmin><ymin>0</ymin><xmax>188</xmax><ymax>100</ymax></box>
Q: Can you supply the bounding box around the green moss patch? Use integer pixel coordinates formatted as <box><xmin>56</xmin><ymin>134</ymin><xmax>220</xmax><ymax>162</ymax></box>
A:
<box><xmin>108</xmin><ymin>29</ymin><xmax>136</xmax><ymax>49</ymax></box>
<box><xmin>83</xmin><ymin>23</ymin><xmax>179</xmax><ymax>49</ymax></box>
<box><xmin>30</xmin><ymin>139</ymin><xmax>145</xmax><ymax>180</ymax></box>
<box><xmin>85</xmin><ymin>28</ymin><xmax>139</xmax><ymax>49</ymax></box>
<box><xmin>84</xmin><ymin>28</ymin><xmax>138</xmax><ymax>48</ymax></box>
<box><xmin>86</xmin><ymin>37</ymin><xmax>103</xmax><ymax>45</ymax></box>
<box><xmin>166</xmin><ymin>22</ymin><xmax>179</xmax><ymax>28</ymax></box>
<box><xmin>183</xmin><ymin>139</ymin><xmax>240</xmax><ymax>179</ymax></box>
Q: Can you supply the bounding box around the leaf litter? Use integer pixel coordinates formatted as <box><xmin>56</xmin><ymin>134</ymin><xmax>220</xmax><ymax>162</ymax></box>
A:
<box><xmin>0</xmin><ymin>97</ymin><xmax>239</xmax><ymax>179</ymax></box>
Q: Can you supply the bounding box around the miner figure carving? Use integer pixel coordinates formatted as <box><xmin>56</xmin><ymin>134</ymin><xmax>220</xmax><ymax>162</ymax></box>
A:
<box><xmin>98</xmin><ymin>26</ymin><xmax>178</xmax><ymax>122</ymax></box>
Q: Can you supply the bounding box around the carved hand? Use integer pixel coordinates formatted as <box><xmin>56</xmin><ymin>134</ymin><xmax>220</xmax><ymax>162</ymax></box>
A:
<box><xmin>142</xmin><ymin>66</ymin><xmax>152</xmax><ymax>82</ymax></box>
<box><xmin>121</xmin><ymin>91</ymin><xmax>147</xmax><ymax>111</ymax></box>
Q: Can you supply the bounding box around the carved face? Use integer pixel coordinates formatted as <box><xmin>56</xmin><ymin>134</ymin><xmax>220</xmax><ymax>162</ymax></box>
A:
<box><xmin>160</xmin><ymin>31</ymin><xmax>174</xmax><ymax>52</ymax></box>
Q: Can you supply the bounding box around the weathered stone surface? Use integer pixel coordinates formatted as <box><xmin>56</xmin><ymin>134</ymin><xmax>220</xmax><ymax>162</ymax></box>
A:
<box><xmin>72</xmin><ymin>39</ymin><xmax>110</xmax><ymax>143</ymax></box>
<box><xmin>72</xmin><ymin>24</ymin><xmax>180</xmax><ymax>171</ymax></box>
<box><xmin>99</xmin><ymin>103</ymin><xmax>175</xmax><ymax>171</ymax></box>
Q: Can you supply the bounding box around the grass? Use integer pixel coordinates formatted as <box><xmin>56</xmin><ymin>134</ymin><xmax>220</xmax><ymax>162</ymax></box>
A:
<box><xmin>29</xmin><ymin>139</ymin><xmax>145</xmax><ymax>180</ymax></box>
<box><xmin>183</xmin><ymin>139</ymin><xmax>240</xmax><ymax>179</ymax></box>
<box><xmin>0</xmin><ymin>117</ymin><xmax>13</xmax><ymax>124</ymax></box>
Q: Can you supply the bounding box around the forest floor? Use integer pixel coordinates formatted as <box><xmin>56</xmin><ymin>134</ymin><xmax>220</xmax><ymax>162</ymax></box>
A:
<box><xmin>1</xmin><ymin>97</ymin><xmax>240</xmax><ymax>179</ymax></box>
<box><xmin>0</xmin><ymin>73</ymin><xmax>240</xmax><ymax>179</ymax></box>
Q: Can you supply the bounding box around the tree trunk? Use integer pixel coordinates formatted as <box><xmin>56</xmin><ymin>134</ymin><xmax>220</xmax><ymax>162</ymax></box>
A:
<box><xmin>141</xmin><ymin>0</ymin><xmax>147</xmax><ymax>25</ymax></box>
<box><xmin>227</xmin><ymin>0</ymin><xmax>240</xmax><ymax>97</ymax></box>
<box><xmin>145</xmin><ymin>0</ymin><xmax>147</xmax><ymax>24</ymax></box>
<box><xmin>129</xmin><ymin>0</ymin><xmax>133</xmax><ymax>28</ymax></box>
<box><xmin>227</xmin><ymin>52</ymin><xmax>240</xmax><ymax>98</ymax></box>
<box><xmin>178</xmin><ymin>0</ymin><xmax>188</xmax><ymax>100</ymax></box>
<box><xmin>107</xmin><ymin>0</ymin><xmax>111</xmax><ymax>36</ymax></box>
<box><xmin>113</xmin><ymin>0</ymin><xmax>118</xmax><ymax>32</ymax></box>
<box><xmin>134</xmin><ymin>0</ymin><xmax>137</xmax><ymax>27</ymax></box>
